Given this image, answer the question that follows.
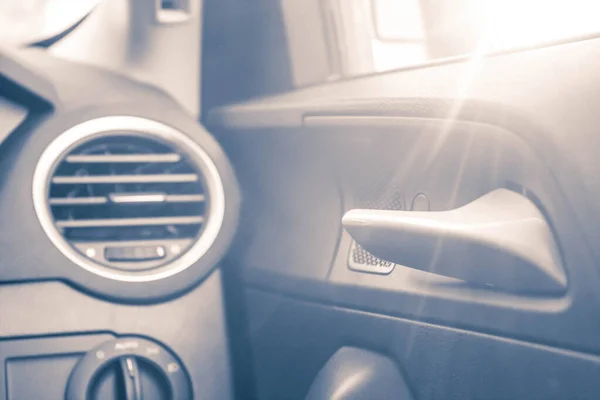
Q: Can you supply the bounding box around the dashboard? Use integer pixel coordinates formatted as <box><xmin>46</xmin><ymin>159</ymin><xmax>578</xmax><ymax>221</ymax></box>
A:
<box><xmin>5</xmin><ymin>1</ymin><xmax>600</xmax><ymax>400</ymax></box>
<box><xmin>0</xmin><ymin>47</ymin><xmax>237</xmax><ymax>399</ymax></box>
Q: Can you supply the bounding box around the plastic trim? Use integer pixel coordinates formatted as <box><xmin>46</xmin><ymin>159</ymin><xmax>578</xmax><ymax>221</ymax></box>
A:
<box><xmin>32</xmin><ymin>116</ymin><xmax>226</xmax><ymax>283</ymax></box>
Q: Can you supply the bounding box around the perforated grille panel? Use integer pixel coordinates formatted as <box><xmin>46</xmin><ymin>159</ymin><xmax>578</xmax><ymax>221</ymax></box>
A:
<box><xmin>347</xmin><ymin>189</ymin><xmax>402</xmax><ymax>275</ymax></box>
<box><xmin>348</xmin><ymin>241</ymin><xmax>395</xmax><ymax>275</ymax></box>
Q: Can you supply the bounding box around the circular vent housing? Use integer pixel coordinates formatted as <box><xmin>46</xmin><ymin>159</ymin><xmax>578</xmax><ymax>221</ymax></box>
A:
<box><xmin>33</xmin><ymin>117</ymin><xmax>225</xmax><ymax>282</ymax></box>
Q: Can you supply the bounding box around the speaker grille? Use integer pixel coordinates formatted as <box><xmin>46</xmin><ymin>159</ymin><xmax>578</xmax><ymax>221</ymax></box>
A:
<box><xmin>348</xmin><ymin>241</ymin><xmax>395</xmax><ymax>275</ymax></box>
<box><xmin>347</xmin><ymin>190</ymin><xmax>402</xmax><ymax>275</ymax></box>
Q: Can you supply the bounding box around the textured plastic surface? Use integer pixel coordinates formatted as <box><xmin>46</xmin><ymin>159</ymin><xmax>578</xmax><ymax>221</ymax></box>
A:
<box><xmin>208</xmin><ymin>35</ymin><xmax>600</xmax><ymax>399</ymax></box>
<box><xmin>305</xmin><ymin>347</ymin><xmax>413</xmax><ymax>400</ymax></box>
<box><xmin>215</xmin><ymin>112</ymin><xmax>600</xmax><ymax>354</ymax></box>
<box><xmin>344</xmin><ymin>189</ymin><xmax>566</xmax><ymax>293</ymax></box>
<box><xmin>7</xmin><ymin>356</ymin><xmax>81</xmax><ymax>400</ymax></box>
<box><xmin>0</xmin><ymin>50</ymin><xmax>240</xmax><ymax>302</ymax></box>
<box><xmin>247</xmin><ymin>289</ymin><xmax>600</xmax><ymax>400</ymax></box>
<box><xmin>0</xmin><ymin>271</ymin><xmax>233</xmax><ymax>400</ymax></box>
<box><xmin>221</xmin><ymin>131</ymin><xmax>342</xmax><ymax>284</ymax></box>
<box><xmin>0</xmin><ymin>47</ymin><xmax>57</xmax><ymax>106</ymax></box>
<box><xmin>0</xmin><ymin>334</ymin><xmax>114</xmax><ymax>400</ymax></box>
<box><xmin>208</xmin><ymin>38</ymin><xmax>600</xmax><ymax>275</ymax></box>
<box><xmin>0</xmin><ymin>96</ymin><xmax>26</xmax><ymax>146</ymax></box>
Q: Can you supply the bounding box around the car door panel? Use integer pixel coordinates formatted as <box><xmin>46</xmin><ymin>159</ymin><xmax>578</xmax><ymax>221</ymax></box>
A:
<box><xmin>210</xmin><ymin>36</ymin><xmax>600</xmax><ymax>399</ymax></box>
<box><xmin>246</xmin><ymin>289</ymin><xmax>600</xmax><ymax>400</ymax></box>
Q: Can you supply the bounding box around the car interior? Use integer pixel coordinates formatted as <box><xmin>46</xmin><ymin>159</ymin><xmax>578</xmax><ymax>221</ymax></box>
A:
<box><xmin>2</xmin><ymin>0</ymin><xmax>600</xmax><ymax>399</ymax></box>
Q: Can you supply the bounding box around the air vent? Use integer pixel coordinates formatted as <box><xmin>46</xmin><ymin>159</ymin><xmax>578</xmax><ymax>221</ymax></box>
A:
<box><xmin>33</xmin><ymin>117</ymin><xmax>225</xmax><ymax>282</ymax></box>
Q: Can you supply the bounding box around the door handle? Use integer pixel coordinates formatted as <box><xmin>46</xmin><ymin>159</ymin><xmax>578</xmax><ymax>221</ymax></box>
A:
<box><xmin>342</xmin><ymin>189</ymin><xmax>566</xmax><ymax>294</ymax></box>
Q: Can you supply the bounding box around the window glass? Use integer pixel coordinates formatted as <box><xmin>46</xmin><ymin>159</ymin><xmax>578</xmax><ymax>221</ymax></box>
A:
<box><xmin>336</xmin><ymin>0</ymin><xmax>600</xmax><ymax>76</ymax></box>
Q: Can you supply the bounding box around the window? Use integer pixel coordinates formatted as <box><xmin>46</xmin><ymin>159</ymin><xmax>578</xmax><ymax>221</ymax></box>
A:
<box><xmin>329</xmin><ymin>0</ymin><xmax>600</xmax><ymax>76</ymax></box>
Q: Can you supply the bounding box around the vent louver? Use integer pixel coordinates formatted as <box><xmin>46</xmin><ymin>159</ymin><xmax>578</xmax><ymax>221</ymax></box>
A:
<box><xmin>49</xmin><ymin>135</ymin><xmax>208</xmax><ymax>269</ymax></box>
<box><xmin>33</xmin><ymin>117</ymin><xmax>225</xmax><ymax>282</ymax></box>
